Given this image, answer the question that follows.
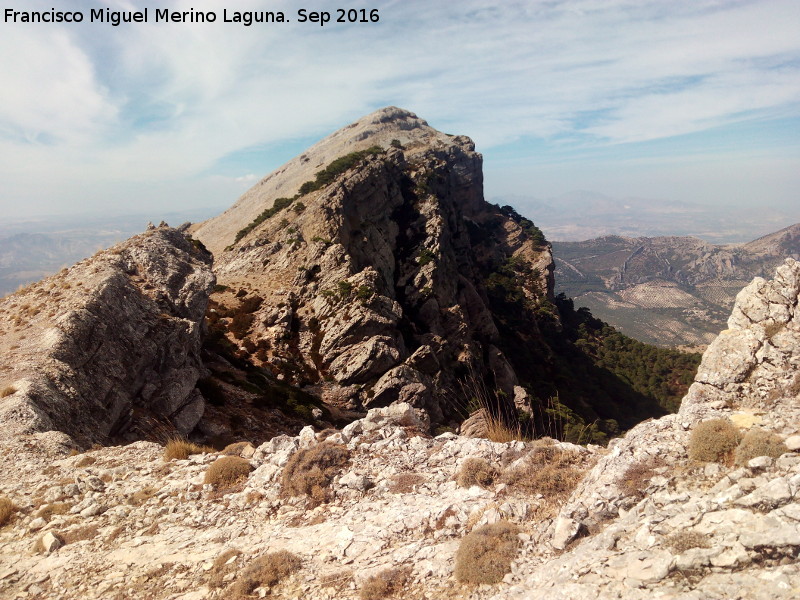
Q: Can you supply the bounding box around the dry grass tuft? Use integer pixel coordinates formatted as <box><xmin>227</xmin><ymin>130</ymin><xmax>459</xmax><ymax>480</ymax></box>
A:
<box><xmin>163</xmin><ymin>438</ymin><xmax>215</xmax><ymax>461</ymax></box>
<box><xmin>688</xmin><ymin>418</ymin><xmax>742</xmax><ymax>463</ymax></box>
<box><xmin>204</xmin><ymin>456</ymin><xmax>252</xmax><ymax>489</ymax></box>
<box><xmin>0</xmin><ymin>385</ymin><xmax>16</xmax><ymax>398</ymax></box>
<box><xmin>208</xmin><ymin>548</ymin><xmax>242</xmax><ymax>588</ymax></box>
<box><xmin>129</xmin><ymin>486</ymin><xmax>158</xmax><ymax>506</ymax></box>
<box><xmin>456</xmin><ymin>458</ymin><xmax>499</xmax><ymax>489</ymax></box>
<box><xmin>0</xmin><ymin>497</ymin><xmax>17</xmax><ymax>527</ymax></box>
<box><xmin>74</xmin><ymin>455</ymin><xmax>97</xmax><ymax>468</ymax></box>
<box><xmin>665</xmin><ymin>530</ymin><xmax>711</xmax><ymax>553</ymax></box>
<box><xmin>222</xmin><ymin>441</ymin><xmax>252</xmax><ymax>456</ymax></box>
<box><xmin>232</xmin><ymin>550</ymin><xmax>302</xmax><ymax>596</ymax></box>
<box><xmin>619</xmin><ymin>457</ymin><xmax>663</xmax><ymax>498</ymax></box>
<box><xmin>281</xmin><ymin>442</ymin><xmax>350</xmax><ymax>505</ymax></box>
<box><xmin>388</xmin><ymin>473</ymin><xmax>425</xmax><ymax>494</ymax></box>
<box><xmin>359</xmin><ymin>566</ymin><xmax>411</xmax><ymax>600</ymax></box>
<box><xmin>734</xmin><ymin>429</ymin><xmax>787</xmax><ymax>466</ymax></box>
<box><xmin>320</xmin><ymin>570</ymin><xmax>354</xmax><ymax>592</ymax></box>
<box><xmin>502</xmin><ymin>448</ymin><xmax>585</xmax><ymax>498</ymax></box>
<box><xmin>36</xmin><ymin>502</ymin><xmax>71</xmax><ymax>521</ymax></box>
<box><xmin>454</xmin><ymin>521</ymin><xmax>520</xmax><ymax>584</ymax></box>
<box><xmin>62</xmin><ymin>524</ymin><xmax>99</xmax><ymax>544</ymax></box>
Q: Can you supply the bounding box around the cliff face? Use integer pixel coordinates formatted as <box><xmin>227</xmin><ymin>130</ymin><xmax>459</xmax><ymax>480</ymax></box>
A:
<box><xmin>194</xmin><ymin>108</ymin><xmax>555</xmax><ymax>427</ymax></box>
<box><xmin>0</xmin><ymin>226</ymin><xmax>215</xmax><ymax>446</ymax></box>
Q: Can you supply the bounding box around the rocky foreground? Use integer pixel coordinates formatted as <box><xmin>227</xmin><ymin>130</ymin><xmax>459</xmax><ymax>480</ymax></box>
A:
<box><xmin>1</xmin><ymin>259</ymin><xmax>800</xmax><ymax>599</ymax></box>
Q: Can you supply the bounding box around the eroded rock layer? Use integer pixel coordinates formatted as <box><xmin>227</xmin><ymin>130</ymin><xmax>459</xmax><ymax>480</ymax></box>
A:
<box><xmin>0</xmin><ymin>226</ymin><xmax>215</xmax><ymax>445</ymax></box>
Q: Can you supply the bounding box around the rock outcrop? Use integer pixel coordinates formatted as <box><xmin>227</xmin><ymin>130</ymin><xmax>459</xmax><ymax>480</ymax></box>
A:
<box><xmin>193</xmin><ymin>107</ymin><xmax>557</xmax><ymax>428</ymax></box>
<box><xmin>0</xmin><ymin>226</ymin><xmax>215</xmax><ymax>446</ymax></box>
<box><xmin>518</xmin><ymin>257</ymin><xmax>800</xmax><ymax>598</ymax></box>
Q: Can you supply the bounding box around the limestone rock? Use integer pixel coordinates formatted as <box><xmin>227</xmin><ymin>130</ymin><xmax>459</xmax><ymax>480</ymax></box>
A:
<box><xmin>0</xmin><ymin>228</ymin><xmax>214</xmax><ymax>445</ymax></box>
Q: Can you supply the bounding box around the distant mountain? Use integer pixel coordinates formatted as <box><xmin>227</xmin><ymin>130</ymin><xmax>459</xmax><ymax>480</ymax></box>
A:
<box><xmin>0</xmin><ymin>209</ymin><xmax>223</xmax><ymax>297</ymax></box>
<box><xmin>552</xmin><ymin>223</ymin><xmax>800</xmax><ymax>347</ymax></box>
<box><xmin>493</xmin><ymin>191</ymin><xmax>800</xmax><ymax>244</ymax></box>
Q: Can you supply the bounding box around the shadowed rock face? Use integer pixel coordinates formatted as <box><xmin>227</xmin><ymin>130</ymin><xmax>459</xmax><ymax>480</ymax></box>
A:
<box><xmin>0</xmin><ymin>226</ymin><xmax>215</xmax><ymax>446</ymax></box>
<box><xmin>192</xmin><ymin>107</ymin><xmax>555</xmax><ymax>425</ymax></box>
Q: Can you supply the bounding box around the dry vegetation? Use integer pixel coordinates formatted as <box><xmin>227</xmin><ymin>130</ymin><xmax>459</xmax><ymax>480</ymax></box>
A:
<box><xmin>204</xmin><ymin>456</ymin><xmax>253</xmax><ymax>489</ymax></box>
<box><xmin>734</xmin><ymin>429</ymin><xmax>787</xmax><ymax>466</ymax></box>
<box><xmin>454</xmin><ymin>521</ymin><xmax>520</xmax><ymax>584</ymax></box>
<box><xmin>619</xmin><ymin>457</ymin><xmax>663</xmax><ymax>498</ymax></box>
<box><xmin>281</xmin><ymin>442</ymin><xmax>351</xmax><ymax>505</ymax></box>
<box><xmin>222</xmin><ymin>441</ymin><xmax>253</xmax><ymax>456</ymax></box>
<box><xmin>359</xmin><ymin>566</ymin><xmax>411</xmax><ymax>600</ymax></box>
<box><xmin>129</xmin><ymin>486</ymin><xmax>158</xmax><ymax>506</ymax></box>
<box><xmin>0</xmin><ymin>496</ymin><xmax>17</xmax><ymax>526</ymax></box>
<box><xmin>502</xmin><ymin>447</ymin><xmax>585</xmax><ymax>498</ymax></box>
<box><xmin>688</xmin><ymin>418</ymin><xmax>742</xmax><ymax>463</ymax></box>
<box><xmin>232</xmin><ymin>550</ymin><xmax>302</xmax><ymax>596</ymax></box>
<box><xmin>163</xmin><ymin>438</ymin><xmax>215</xmax><ymax>461</ymax></box>
<box><xmin>457</xmin><ymin>458</ymin><xmax>499</xmax><ymax>489</ymax></box>
<box><xmin>665</xmin><ymin>530</ymin><xmax>711</xmax><ymax>553</ymax></box>
<box><xmin>388</xmin><ymin>473</ymin><xmax>426</xmax><ymax>494</ymax></box>
<box><xmin>0</xmin><ymin>385</ymin><xmax>16</xmax><ymax>398</ymax></box>
<box><xmin>208</xmin><ymin>549</ymin><xmax>242</xmax><ymax>588</ymax></box>
<box><xmin>36</xmin><ymin>502</ymin><xmax>71</xmax><ymax>520</ymax></box>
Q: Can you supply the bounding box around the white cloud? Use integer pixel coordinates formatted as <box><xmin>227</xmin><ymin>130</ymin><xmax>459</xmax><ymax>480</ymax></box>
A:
<box><xmin>0</xmin><ymin>0</ymin><xmax>798</xmax><ymax>215</ymax></box>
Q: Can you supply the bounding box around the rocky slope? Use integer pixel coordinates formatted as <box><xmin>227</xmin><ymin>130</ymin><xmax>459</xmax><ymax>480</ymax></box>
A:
<box><xmin>0</xmin><ymin>259</ymin><xmax>798</xmax><ymax>600</ymax></box>
<box><xmin>553</xmin><ymin>223</ymin><xmax>800</xmax><ymax>347</ymax></box>
<box><xmin>188</xmin><ymin>108</ymin><xmax>683</xmax><ymax>442</ymax></box>
<box><xmin>0</xmin><ymin>225</ymin><xmax>215</xmax><ymax>446</ymax></box>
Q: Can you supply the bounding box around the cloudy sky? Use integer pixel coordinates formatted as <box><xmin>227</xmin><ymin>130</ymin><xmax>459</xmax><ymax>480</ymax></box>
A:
<box><xmin>1</xmin><ymin>0</ymin><xmax>798</xmax><ymax>221</ymax></box>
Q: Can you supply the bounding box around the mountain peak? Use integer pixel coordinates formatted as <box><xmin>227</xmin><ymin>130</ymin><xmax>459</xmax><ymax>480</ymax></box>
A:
<box><xmin>192</xmin><ymin>108</ymin><xmax>469</xmax><ymax>256</ymax></box>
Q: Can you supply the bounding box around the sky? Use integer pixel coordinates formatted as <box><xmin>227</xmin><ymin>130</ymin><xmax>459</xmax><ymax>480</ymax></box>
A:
<box><xmin>1</xmin><ymin>0</ymin><xmax>799</xmax><ymax>221</ymax></box>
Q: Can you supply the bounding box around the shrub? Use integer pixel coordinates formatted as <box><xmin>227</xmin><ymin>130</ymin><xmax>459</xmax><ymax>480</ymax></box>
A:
<box><xmin>359</xmin><ymin>567</ymin><xmax>410</xmax><ymax>600</ymax></box>
<box><xmin>337</xmin><ymin>280</ymin><xmax>354</xmax><ymax>299</ymax></box>
<box><xmin>503</xmin><ymin>462</ymin><xmax>583</xmax><ymax>498</ymax></box>
<box><xmin>281</xmin><ymin>442</ymin><xmax>351</xmax><ymax>505</ymax></box>
<box><xmin>390</xmin><ymin>139</ymin><xmax>403</xmax><ymax>149</ymax></box>
<box><xmin>234</xmin><ymin>197</ymin><xmax>294</xmax><ymax>243</ymax></box>
<box><xmin>0</xmin><ymin>497</ymin><xmax>17</xmax><ymax>527</ymax></box>
<box><xmin>454</xmin><ymin>521</ymin><xmax>520</xmax><ymax>584</ymax></box>
<box><xmin>417</xmin><ymin>248</ymin><xmax>437</xmax><ymax>267</ymax></box>
<box><xmin>164</xmin><ymin>438</ymin><xmax>214</xmax><ymax>461</ymax></box>
<box><xmin>233</xmin><ymin>550</ymin><xmax>302</xmax><ymax>596</ymax></box>
<box><xmin>222</xmin><ymin>441</ymin><xmax>252</xmax><ymax>456</ymax></box>
<box><xmin>688</xmin><ymin>418</ymin><xmax>742</xmax><ymax>463</ymax></box>
<box><xmin>356</xmin><ymin>285</ymin><xmax>374</xmax><ymax>302</ymax></box>
<box><xmin>298</xmin><ymin>146</ymin><xmax>384</xmax><ymax>196</ymax></box>
<box><xmin>456</xmin><ymin>458</ymin><xmax>499</xmax><ymax>489</ymax></box>
<box><xmin>0</xmin><ymin>386</ymin><xmax>16</xmax><ymax>398</ymax></box>
<box><xmin>734</xmin><ymin>429</ymin><xmax>787</xmax><ymax>466</ymax></box>
<box><xmin>619</xmin><ymin>458</ymin><xmax>662</xmax><ymax>498</ymax></box>
<box><xmin>665</xmin><ymin>530</ymin><xmax>711</xmax><ymax>553</ymax></box>
<box><xmin>204</xmin><ymin>456</ymin><xmax>252</xmax><ymax>489</ymax></box>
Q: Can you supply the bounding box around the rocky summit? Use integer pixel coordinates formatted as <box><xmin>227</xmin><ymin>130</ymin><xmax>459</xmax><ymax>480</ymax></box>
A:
<box><xmin>0</xmin><ymin>108</ymin><xmax>798</xmax><ymax>599</ymax></box>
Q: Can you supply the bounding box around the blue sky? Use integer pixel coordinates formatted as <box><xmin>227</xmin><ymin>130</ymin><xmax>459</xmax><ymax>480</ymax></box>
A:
<box><xmin>1</xmin><ymin>0</ymin><xmax>798</xmax><ymax>219</ymax></box>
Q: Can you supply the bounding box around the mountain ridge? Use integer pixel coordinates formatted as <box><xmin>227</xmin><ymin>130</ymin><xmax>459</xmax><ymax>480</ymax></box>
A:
<box><xmin>553</xmin><ymin>223</ymin><xmax>800</xmax><ymax>347</ymax></box>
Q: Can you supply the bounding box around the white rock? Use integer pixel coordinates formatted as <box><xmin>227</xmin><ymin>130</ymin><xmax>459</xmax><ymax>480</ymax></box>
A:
<box><xmin>40</xmin><ymin>531</ymin><xmax>63</xmax><ymax>553</ymax></box>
